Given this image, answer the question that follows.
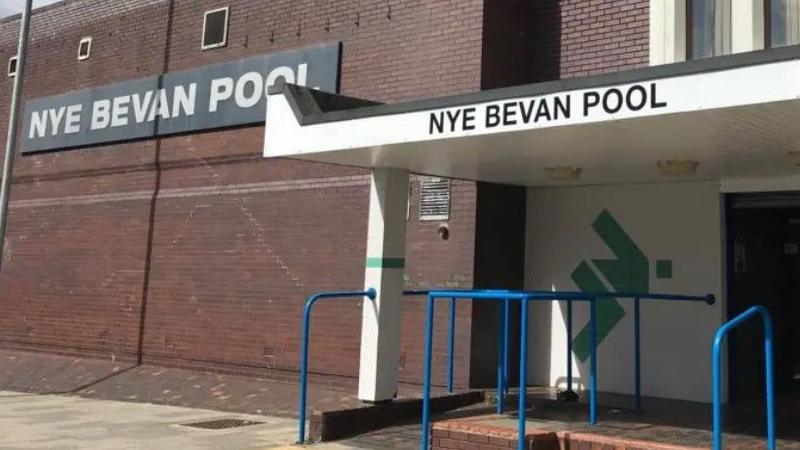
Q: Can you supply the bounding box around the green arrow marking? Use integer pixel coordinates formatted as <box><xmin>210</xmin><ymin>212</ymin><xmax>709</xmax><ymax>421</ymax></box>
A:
<box><xmin>571</xmin><ymin>261</ymin><xmax>626</xmax><ymax>361</ymax></box>
<box><xmin>571</xmin><ymin>210</ymin><xmax>649</xmax><ymax>362</ymax></box>
<box><xmin>592</xmin><ymin>210</ymin><xmax>649</xmax><ymax>293</ymax></box>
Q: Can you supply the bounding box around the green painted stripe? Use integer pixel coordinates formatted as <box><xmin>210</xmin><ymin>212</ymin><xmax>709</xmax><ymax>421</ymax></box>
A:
<box><xmin>366</xmin><ymin>257</ymin><xmax>406</xmax><ymax>269</ymax></box>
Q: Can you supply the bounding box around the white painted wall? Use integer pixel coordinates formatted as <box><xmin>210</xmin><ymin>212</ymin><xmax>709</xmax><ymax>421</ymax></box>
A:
<box><xmin>525</xmin><ymin>181</ymin><xmax>725</xmax><ymax>402</ymax></box>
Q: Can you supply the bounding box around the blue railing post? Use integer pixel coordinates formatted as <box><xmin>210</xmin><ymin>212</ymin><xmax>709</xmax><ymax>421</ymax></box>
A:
<box><xmin>496</xmin><ymin>301</ymin><xmax>506</xmax><ymax>414</ymax></box>
<box><xmin>517</xmin><ymin>297</ymin><xmax>529</xmax><ymax>450</ymax></box>
<box><xmin>297</xmin><ymin>288</ymin><xmax>376</xmax><ymax>444</ymax></box>
<box><xmin>589</xmin><ymin>298</ymin><xmax>598</xmax><ymax>425</ymax></box>
<box><xmin>764</xmin><ymin>314</ymin><xmax>776</xmax><ymax>450</ymax></box>
<box><xmin>567</xmin><ymin>298</ymin><xmax>573</xmax><ymax>393</ymax></box>
<box><xmin>503</xmin><ymin>298</ymin><xmax>510</xmax><ymax>397</ymax></box>
<box><xmin>712</xmin><ymin>335</ymin><xmax>722</xmax><ymax>450</ymax></box>
<box><xmin>420</xmin><ymin>293</ymin><xmax>436</xmax><ymax>450</ymax></box>
<box><xmin>298</xmin><ymin>298</ymin><xmax>314</xmax><ymax>443</ymax></box>
<box><xmin>634</xmin><ymin>296</ymin><xmax>641</xmax><ymax>409</ymax></box>
<box><xmin>712</xmin><ymin>305</ymin><xmax>775</xmax><ymax>450</ymax></box>
<box><xmin>447</xmin><ymin>297</ymin><xmax>456</xmax><ymax>393</ymax></box>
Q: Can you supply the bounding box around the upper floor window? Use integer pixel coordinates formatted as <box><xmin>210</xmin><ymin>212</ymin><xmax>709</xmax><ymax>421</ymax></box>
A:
<box><xmin>655</xmin><ymin>0</ymin><xmax>799</xmax><ymax>65</ymax></box>
<box><xmin>202</xmin><ymin>7</ymin><xmax>229</xmax><ymax>50</ymax></box>
<box><xmin>78</xmin><ymin>37</ymin><xmax>92</xmax><ymax>60</ymax></box>
<box><xmin>7</xmin><ymin>56</ymin><xmax>17</xmax><ymax>77</ymax></box>
<box><xmin>768</xmin><ymin>0</ymin><xmax>800</xmax><ymax>47</ymax></box>
<box><xmin>688</xmin><ymin>0</ymin><xmax>732</xmax><ymax>59</ymax></box>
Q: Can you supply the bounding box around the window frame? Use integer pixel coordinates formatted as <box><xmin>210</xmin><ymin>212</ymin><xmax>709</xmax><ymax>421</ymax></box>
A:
<box><xmin>201</xmin><ymin>6</ymin><xmax>230</xmax><ymax>51</ymax></box>
<box><xmin>765</xmin><ymin>0</ymin><xmax>773</xmax><ymax>48</ymax></box>
<box><xmin>686</xmin><ymin>0</ymin><xmax>733</xmax><ymax>59</ymax></box>
<box><xmin>7</xmin><ymin>55</ymin><xmax>17</xmax><ymax>78</ymax></box>
<box><xmin>764</xmin><ymin>0</ymin><xmax>800</xmax><ymax>48</ymax></box>
<box><xmin>686</xmin><ymin>0</ymin><xmax>693</xmax><ymax>59</ymax></box>
<box><xmin>78</xmin><ymin>36</ymin><xmax>92</xmax><ymax>61</ymax></box>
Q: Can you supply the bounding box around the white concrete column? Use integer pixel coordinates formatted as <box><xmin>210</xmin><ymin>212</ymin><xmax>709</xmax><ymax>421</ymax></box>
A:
<box><xmin>358</xmin><ymin>168</ymin><xmax>409</xmax><ymax>402</ymax></box>
<box><xmin>650</xmin><ymin>0</ymin><xmax>687</xmax><ymax>65</ymax></box>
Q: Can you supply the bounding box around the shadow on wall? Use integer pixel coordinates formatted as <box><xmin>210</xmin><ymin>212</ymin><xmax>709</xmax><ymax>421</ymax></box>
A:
<box><xmin>481</xmin><ymin>0</ymin><xmax>562</xmax><ymax>90</ymax></box>
<box><xmin>529</xmin><ymin>300</ymin><xmax>553</xmax><ymax>389</ymax></box>
<box><xmin>530</xmin><ymin>299</ymin><xmax>591</xmax><ymax>394</ymax></box>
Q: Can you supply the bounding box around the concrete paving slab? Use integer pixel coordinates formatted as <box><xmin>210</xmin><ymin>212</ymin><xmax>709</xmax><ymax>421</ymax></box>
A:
<box><xmin>0</xmin><ymin>391</ymin><xmax>300</xmax><ymax>450</ymax></box>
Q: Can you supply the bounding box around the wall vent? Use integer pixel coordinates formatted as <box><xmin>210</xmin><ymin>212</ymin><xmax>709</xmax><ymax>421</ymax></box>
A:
<box><xmin>419</xmin><ymin>177</ymin><xmax>450</xmax><ymax>221</ymax></box>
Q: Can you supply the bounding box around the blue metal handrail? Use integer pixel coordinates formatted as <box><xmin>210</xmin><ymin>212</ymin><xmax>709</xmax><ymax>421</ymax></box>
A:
<box><xmin>403</xmin><ymin>288</ymin><xmax>512</xmax><ymax>393</ymax></box>
<box><xmin>419</xmin><ymin>289</ymin><xmax>600</xmax><ymax>450</ymax></box>
<box><xmin>712</xmin><ymin>305</ymin><xmax>775</xmax><ymax>450</ymax></box>
<box><xmin>418</xmin><ymin>288</ymin><xmax>715</xmax><ymax>450</ymax></box>
<box><xmin>409</xmin><ymin>288</ymin><xmax>714</xmax><ymax>401</ymax></box>
<box><xmin>297</xmin><ymin>288</ymin><xmax>377</xmax><ymax>444</ymax></box>
<box><xmin>559</xmin><ymin>292</ymin><xmax>714</xmax><ymax>409</ymax></box>
<box><xmin>409</xmin><ymin>290</ymin><xmax>713</xmax><ymax>399</ymax></box>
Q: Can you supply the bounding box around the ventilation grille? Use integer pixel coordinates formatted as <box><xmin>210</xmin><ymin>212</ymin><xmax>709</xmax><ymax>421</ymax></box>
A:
<box><xmin>179</xmin><ymin>418</ymin><xmax>263</xmax><ymax>430</ymax></box>
<box><xmin>419</xmin><ymin>178</ymin><xmax>450</xmax><ymax>221</ymax></box>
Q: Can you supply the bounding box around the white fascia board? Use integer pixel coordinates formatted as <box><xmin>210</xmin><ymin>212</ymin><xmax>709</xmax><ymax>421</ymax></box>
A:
<box><xmin>264</xmin><ymin>58</ymin><xmax>800</xmax><ymax>159</ymax></box>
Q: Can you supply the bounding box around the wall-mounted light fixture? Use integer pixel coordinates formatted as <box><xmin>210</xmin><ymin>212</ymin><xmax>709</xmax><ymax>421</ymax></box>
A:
<box><xmin>656</xmin><ymin>159</ymin><xmax>699</xmax><ymax>176</ymax></box>
<box><xmin>544</xmin><ymin>166</ymin><xmax>583</xmax><ymax>181</ymax></box>
<box><xmin>437</xmin><ymin>223</ymin><xmax>449</xmax><ymax>241</ymax></box>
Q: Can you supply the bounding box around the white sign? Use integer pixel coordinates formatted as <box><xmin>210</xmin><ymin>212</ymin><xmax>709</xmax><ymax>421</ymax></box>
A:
<box><xmin>265</xmin><ymin>59</ymin><xmax>800</xmax><ymax>158</ymax></box>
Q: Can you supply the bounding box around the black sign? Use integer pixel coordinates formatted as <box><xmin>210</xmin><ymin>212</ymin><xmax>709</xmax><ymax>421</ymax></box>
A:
<box><xmin>21</xmin><ymin>42</ymin><xmax>341</xmax><ymax>153</ymax></box>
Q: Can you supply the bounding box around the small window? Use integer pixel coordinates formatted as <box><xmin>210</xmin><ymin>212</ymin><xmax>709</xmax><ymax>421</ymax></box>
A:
<box><xmin>687</xmin><ymin>0</ymin><xmax>732</xmax><ymax>59</ymax></box>
<box><xmin>201</xmin><ymin>7</ymin><xmax>229</xmax><ymax>50</ymax></box>
<box><xmin>7</xmin><ymin>56</ymin><xmax>17</xmax><ymax>77</ymax></box>
<box><xmin>767</xmin><ymin>0</ymin><xmax>800</xmax><ymax>48</ymax></box>
<box><xmin>419</xmin><ymin>177</ymin><xmax>451</xmax><ymax>221</ymax></box>
<box><xmin>78</xmin><ymin>37</ymin><xmax>92</xmax><ymax>60</ymax></box>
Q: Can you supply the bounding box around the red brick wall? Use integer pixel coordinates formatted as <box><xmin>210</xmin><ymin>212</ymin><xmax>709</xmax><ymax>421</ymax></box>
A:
<box><xmin>0</xmin><ymin>0</ymin><xmax>483</xmax><ymax>387</ymax></box>
<box><xmin>0</xmin><ymin>0</ymin><xmax>652</xmax><ymax>389</ymax></box>
<box><xmin>525</xmin><ymin>0</ymin><xmax>650</xmax><ymax>82</ymax></box>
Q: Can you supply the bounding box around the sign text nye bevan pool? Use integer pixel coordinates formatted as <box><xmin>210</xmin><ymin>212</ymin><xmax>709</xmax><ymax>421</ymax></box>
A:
<box><xmin>429</xmin><ymin>83</ymin><xmax>666</xmax><ymax>135</ymax></box>
<box><xmin>21</xmin><ymin>42</ymin><xmax>341</xmax><ymax>154</ymax></box>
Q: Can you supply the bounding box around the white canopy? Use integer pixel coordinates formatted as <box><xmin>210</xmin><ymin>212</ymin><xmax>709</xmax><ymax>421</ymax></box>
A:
<box><xmin>264</xmin><ymin>47</ymin><xmax>800</xmax><ymax>191</ymax></box>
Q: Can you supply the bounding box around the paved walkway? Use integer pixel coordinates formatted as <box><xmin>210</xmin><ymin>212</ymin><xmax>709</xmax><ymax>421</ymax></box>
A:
<box><xmin>0</xmin><ymin>349</ymin><xmax>448</xmax><ymax>449</ymax></box>
<box><xmin>0</xmin><ymin>350</ymin><xmax>429</xmax><ymax>449</ymax></box>
<box><xmin>0</xmin><ymin>391</ymin><xmax>300</xmax><ymax>450</ymax></box>
<box><xmin>0</xmin><ymin>349</ymin><xmax>450</xmax><ymax>418</ymax></box>
<box><xmin>0</xmin><ymin>389</ymin><xmax>423</xmax><ymax>450</ymax></box>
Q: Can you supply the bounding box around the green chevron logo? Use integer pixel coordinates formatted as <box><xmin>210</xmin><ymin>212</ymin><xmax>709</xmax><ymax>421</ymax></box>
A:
<box><xmin>571</xmin><ymin>210</ymin><xmax>663</xmax><ymax>362</ymax></box>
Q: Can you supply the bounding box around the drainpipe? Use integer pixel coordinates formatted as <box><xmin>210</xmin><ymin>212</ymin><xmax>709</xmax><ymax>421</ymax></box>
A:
<box><xmin>0</xmin><ymin>0</ymin><xmax>33</xmax><ymax>272</ymax></box>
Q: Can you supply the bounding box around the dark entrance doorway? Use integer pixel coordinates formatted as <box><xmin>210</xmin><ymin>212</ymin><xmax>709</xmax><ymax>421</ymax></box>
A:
<box><xmin>726</xmin><ymin>192</ymin><xmax>800</xmax><ymax>402</ymax></box>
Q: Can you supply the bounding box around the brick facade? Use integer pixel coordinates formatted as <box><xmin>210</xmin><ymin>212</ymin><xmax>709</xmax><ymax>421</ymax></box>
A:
<box><xmin>527</xmin><ymin>0</ymin><xmax>650</xmax><ymax>82</ymax></box>
<box><xmin>0</xmin><ymin>0</ymin><xmax>649</xmax><ymax>387</ymax></box>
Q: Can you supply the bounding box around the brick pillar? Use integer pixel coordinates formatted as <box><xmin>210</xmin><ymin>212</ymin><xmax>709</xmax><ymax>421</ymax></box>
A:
<box><xmin>358</xmin><ymin>168</ymin><xmax>409</xmax><ymax>402</ymax></box>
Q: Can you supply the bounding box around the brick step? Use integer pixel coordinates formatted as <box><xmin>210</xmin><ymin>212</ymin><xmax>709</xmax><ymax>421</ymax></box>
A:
<box><xmin>431</xmin><ymin>417</ymin><xmax>707</xmax><ymax>450</ymax></box>
<box><xmin>311</xmin><ymin>390</ymin><xmax>485</xmax><ymax>442</ymax></box>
